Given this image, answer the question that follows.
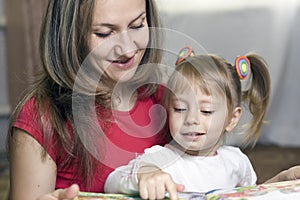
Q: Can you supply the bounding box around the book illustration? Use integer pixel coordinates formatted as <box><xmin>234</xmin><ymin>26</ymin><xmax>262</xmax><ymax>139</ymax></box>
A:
<box><xmin>77</xmin><ymin>191</ymin><xmax>206</xmax><ymax>200</ymax></box>
<box><xmin>206</xmin><ymin>179</ymin><xmax>300</xmax><ymax>200</ymax></box>
<box><xmin>76</xmin><ymin>192</ymin><xmax>141</xmax><ymax>200</ymax></box>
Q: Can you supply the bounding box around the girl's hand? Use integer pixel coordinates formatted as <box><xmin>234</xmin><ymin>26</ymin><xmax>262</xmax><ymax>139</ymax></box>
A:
<box><xmin>37</xmin><ymin>184</ymin><xmax>79</xmax><ymax>200</ymax></box>
<box><xmin>137</xmin><ymin>165</ymin><xmax>184</xmax><ymax>200</ymax></box>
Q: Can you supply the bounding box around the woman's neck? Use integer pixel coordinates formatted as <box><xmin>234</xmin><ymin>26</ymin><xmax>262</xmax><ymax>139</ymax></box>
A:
<box><xmin>111</xmin><ymin>84</ymin><xmax>138</xmax><ymax>111</ymax></box>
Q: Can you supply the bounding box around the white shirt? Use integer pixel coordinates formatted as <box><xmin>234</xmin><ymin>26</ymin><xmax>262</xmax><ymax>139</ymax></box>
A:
<box><xmin>104</xmin><ymin>145</ymin><xmax>257</xmax><ymax>194</ymax></box>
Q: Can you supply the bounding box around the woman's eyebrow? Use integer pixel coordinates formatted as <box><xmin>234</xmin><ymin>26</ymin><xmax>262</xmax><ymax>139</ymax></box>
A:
<box><xmin>93</xmin><ymin>12</ymin><xmax>146</xmax><ymax>28</ymax></box>
<box><xmin>129</xmin><ymin>11</ymin><xmax>146</xmax><ymax>24</ymax></box>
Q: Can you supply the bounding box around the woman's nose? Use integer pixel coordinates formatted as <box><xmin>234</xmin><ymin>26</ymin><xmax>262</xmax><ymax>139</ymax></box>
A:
<box><xmin>114</xmin><ymin>31</ymin><xmax>137</xmax><ymax>56</ymax></box>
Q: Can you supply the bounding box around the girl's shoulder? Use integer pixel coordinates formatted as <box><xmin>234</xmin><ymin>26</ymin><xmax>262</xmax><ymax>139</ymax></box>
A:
<box><xmin>142</xmin><ymin>145</ymin><xmax>179</xmax><ymax>158</ymax></box>
<box><xmin>143</xmin><ymin>145</ymin><xmax>166</xmax><ymax>154</ymax></box>
<box><xmin>218</xmin><ymin>145</ymin><xmax>246</xmax><ymax>158</ymax></box>
<box><xmin>218</xmin><ymin>146</ymin><xmax>253</xmax><ymax>170</ymax></box>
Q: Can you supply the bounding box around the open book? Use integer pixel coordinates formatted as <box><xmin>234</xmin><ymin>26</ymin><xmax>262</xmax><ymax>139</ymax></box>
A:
<box><xmin>77</xmin><ymin>179</ymin><xmax>300</xmax><ymax>200</ymax></box>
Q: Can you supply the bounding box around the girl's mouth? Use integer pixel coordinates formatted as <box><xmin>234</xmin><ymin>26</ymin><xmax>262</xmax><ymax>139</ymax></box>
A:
<box><xmin>182</xmin><ymin>132</ymin><xmax>205</xmax><ymax>141</ymax></box>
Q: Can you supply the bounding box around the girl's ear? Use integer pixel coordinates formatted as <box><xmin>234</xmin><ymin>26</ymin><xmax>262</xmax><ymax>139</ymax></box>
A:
<box><xmin>225</xmin><ymin>107</ymin><xmax>242</xmax><ymax>132</ymax></box>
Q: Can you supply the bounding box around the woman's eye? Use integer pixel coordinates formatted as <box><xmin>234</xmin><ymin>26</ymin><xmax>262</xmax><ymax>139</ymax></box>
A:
<box><xmin>131</xmin><ymin>24</ymin><xmax>144</xmax><ymax>30</ymax></box>
<box><xmin>94</xmin><ymin>32</ymin><xmax>111</xmax><ymax>38</ymax></box>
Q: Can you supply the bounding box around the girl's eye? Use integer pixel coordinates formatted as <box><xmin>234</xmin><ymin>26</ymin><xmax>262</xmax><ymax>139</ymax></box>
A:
<box><xmin>174</xmin><ymin>107</ymin><xmax>187</xmax><ymax>112</ymax></box>
<box><xmin>201</xmin><ymin>110</ymin><xmax>214</xmax><ymax>115</ymax></box>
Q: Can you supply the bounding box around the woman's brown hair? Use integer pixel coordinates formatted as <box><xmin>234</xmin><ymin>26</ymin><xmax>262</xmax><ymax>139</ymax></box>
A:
<box><xmin>7</xmin><ymin>0</ymin><xmax>163</xmax><ymax>187</ymax></box>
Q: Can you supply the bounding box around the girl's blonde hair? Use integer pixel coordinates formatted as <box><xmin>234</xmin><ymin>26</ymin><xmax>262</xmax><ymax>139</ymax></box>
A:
<box><xmin>163</xmin><ymin>53</ymin><xmax>271</xmax><ymax>145</ymax></box>
<box><xmin>8</xmin><ymin>0</ymin><xmax>163</xmax><ymax>187</ymax></box>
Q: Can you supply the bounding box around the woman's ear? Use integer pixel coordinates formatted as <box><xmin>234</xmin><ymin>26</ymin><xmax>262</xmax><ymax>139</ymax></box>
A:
<box><xmin>225</xmin><ymin>107</ymin><xmax>242</xmax><ymax>132</ymax></box>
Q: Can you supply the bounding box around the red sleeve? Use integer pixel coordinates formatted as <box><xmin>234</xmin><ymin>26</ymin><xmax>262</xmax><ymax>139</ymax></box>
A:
<box><xmin>13</xmin><ymin>98</ymin><xmax>57</xmax><ymax>162</ymax></box>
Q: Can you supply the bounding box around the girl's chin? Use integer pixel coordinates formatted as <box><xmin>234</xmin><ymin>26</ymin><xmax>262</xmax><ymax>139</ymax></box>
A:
<box><xmin>173</xmin><ymin>142</ymin><xmax>216</xmax><ymax>156</ymax></box>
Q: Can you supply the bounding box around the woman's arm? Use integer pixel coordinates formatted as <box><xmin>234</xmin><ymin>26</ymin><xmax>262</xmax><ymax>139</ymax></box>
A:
<box><xmin>264</xmin><ymin>166</ymin><xmax>300</xmax><ymax>184</ymax></box>
<box><xmin>37</xmin><ymin>184</ymin><xmax>79</xmax><ymax>200</ymax></box>
<box><xmin>9</xmin><ymin>129</ymin><xmax>60</xmax><ymax>200</ymax></box>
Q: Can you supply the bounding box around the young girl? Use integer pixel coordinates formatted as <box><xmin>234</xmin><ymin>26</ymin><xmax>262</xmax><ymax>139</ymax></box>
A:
<box><xmin>7</xmin><ymin>0</ymin><xmax>168</xmax><ymax>200</ymax></box>
<box><xmin>104</xmin><ymin>46</ymin><xmax>271</xmax><ymax>199</ymax></box>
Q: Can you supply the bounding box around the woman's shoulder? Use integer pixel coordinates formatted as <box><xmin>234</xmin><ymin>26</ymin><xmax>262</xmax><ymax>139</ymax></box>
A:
<box><xmin>17</xmin><ymin>96</ymin><xmax>39</xmax><ymax>118</ymax></box>
<box><xmin>14</xmin><ymin>95</ymin><xmax>41</xmax><ymax>125</ymax></box>
<box><xmin>148</xmin><ymin>84</ymin><xmax>165</xmax><ymax>103</ymax></box>
<box><xmin>135</xmin><ymin>84</ymin><xmax>165</xmax><ymax>105</ymax></box>
<box><xmin>13</xmin><ymin>96</ymin><xmax>49</xmax><ymax>143</ymax></box>
<box><xmin>18</xmin><ymin>95</ymin><xmax>53</xmax><ymax>118</ymax></box>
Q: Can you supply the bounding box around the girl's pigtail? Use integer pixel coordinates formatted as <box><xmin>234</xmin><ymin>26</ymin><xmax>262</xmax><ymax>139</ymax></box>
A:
<box><xmin>243</xmin><ymin>53</ymin><xmax>271</xmax><ymax>145</ymax></box>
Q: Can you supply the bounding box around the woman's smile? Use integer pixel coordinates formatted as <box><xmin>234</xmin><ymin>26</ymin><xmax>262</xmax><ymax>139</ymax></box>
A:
<box><xmin>110</xmin><ymin>54</ymin><xmax>135</xmax><ymax>69</ymax></box>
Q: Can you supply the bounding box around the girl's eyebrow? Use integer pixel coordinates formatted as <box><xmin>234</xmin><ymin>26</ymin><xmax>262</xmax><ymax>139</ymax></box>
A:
<box><xmin>93</xmin><ymin>12</ymin><xmax>146</xmax><ymax>28</ymax></box>
<box><xmin>172</xmin><ymin>97</ymin><xmax>222</xmax><ymax>108</ymax></box>
<box><xmin>172</xmin><ymin>95</ymin><xmax>212</xmax><ymax>103</ymax></box>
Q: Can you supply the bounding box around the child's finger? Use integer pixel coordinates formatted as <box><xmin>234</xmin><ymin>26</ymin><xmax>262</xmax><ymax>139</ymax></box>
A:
<box><xmin>165</xmin><ymin>181</ymin><xmax>178</xmax><ymax>200</ymax></box>
<box><xmin>176</xmin><ymin>183</ymin><xmax>185</xmax><ymax>192</ymax></box>
<box><xmin>139</xmin><ymin>181</ymin><xmax>150</xmax><ymax>199</ymax></box>
<box><xmin>147</xmin><ymin>184</ymin><xmax>157</xmax><ymax>200</ymax></box>
<box><xmin>155</xmin><ymin>183</ymin><xmax>167</xmax><ymax>199</ymax></box>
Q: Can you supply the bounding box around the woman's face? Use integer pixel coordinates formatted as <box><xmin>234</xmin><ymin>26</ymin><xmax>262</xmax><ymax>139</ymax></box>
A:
<box><xmin>88</xmin><ymin>0</ymin><xmax>149</xmax><ymax>83</ymax></box>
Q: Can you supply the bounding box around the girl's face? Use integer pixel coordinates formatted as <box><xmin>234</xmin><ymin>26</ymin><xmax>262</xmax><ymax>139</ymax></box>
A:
<box><xmin>168</xmin><ymin>85</ymin><xmax>232</xmax><ymax>156</ymax></box>
<box><xmin>88</xmin><ymin>0</ymin><xmax>149</xmax><ymax>82</ymax></box>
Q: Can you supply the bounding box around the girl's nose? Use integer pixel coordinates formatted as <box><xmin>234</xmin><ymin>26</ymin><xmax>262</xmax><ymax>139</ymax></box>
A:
<box><xmin>185</xmin><ymin>110</ymin><xmax>200</xmax><ymax>126</ymax></box>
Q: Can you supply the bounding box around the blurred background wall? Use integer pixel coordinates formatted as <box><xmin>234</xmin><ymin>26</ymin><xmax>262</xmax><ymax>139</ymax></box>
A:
<box><xmin>0</xmin><ymin>0</ymin><xmax>8</xmax><ymax>153</ymax></box>
<box><xmin>0</xmin><ymin>0</ymin><xmax>7</xmax><ymax>112</ymax></box>
<box><xmin>0</xmin><ymin>0</ymin><xmax>300</xmax><ymax>153</ymax></box>
<box><xmin>0</xmin><ymin>0</ymin><xmax>47</xmax><ymax>153</ymax></box>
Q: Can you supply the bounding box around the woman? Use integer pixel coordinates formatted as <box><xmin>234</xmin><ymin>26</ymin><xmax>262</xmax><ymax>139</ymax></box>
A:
<box><xmin>7</xmin><ymin>0</ymin><xmax>170</xmax><ymax>199</ymax></box>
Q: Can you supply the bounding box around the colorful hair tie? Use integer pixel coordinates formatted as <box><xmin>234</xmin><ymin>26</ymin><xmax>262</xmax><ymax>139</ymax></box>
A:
<box><xmin>235</xmin><ymin>56</ymin><xmax>251</xmax><ymax>80</ymax></box>
<box><xmin>175</xmin><ymin>46</ymin><xmax>195</xmax><ymax>65</ymax></box>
